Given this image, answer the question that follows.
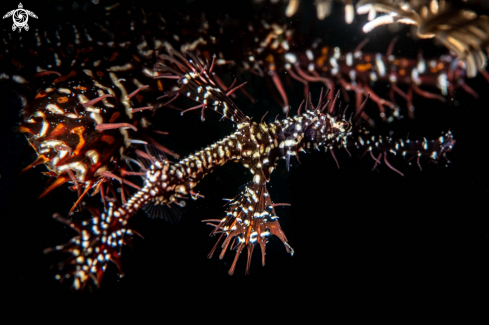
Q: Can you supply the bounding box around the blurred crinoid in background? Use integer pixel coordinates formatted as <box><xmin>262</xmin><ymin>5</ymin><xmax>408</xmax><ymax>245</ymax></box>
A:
<box><xmin>357</xmin><ymin>0</ymin><xmax>489</xmax><ymax>78</ymax></box>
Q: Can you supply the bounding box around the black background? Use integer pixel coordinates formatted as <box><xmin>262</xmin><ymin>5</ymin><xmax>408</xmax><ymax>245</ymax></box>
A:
<box><xmin>1</xmin><ymin>0</ymin><xmax>488</xmax><ymax>316</ymax></box>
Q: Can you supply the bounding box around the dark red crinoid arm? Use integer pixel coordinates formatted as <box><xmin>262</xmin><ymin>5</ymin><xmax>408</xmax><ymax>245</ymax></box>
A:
<box><xmin>44</xmin><ymin>202</ymin><xmax>135</xmax><ymax>290</ymax></box>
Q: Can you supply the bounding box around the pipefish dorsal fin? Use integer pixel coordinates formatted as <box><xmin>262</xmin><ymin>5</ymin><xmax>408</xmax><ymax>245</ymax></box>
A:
<box><xmin>157</xmin><ymin>48</ymin><xmax>250</xmax><ymax>124</ymax></box>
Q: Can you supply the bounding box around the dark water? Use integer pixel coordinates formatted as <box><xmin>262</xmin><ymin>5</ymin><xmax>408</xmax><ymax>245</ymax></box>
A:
<box><xmin>1</xmin><ymin>0</ymin><xmax>488</xmax><ymax>315</ymax></box>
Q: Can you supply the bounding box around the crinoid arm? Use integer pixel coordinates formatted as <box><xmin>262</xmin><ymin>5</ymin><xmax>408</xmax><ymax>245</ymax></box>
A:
<box><xmin>44</xmin><ymin>202</ymin><xmax>135</xmax><ymax>290</ymax></box>
<box><xmin>204</xmin><ymin>182</ymin><xmax>293</xmax><ymax>275</ymax></box>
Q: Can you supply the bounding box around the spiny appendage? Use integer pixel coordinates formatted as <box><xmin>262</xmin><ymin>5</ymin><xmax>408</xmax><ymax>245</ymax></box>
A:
<box><xmin>45</xmin><ymin>202</ymin><xmax>134</xmax><ymax>290</ymax></box>
<box><xmin>155</xmin><ymin>47</ymin><xmax>250</xmax><ymax>124</ymax></box>
<box><xmin>204</xmin><ymin>182</ymin><xmax>293</xmax><ymax>275</ymax></box>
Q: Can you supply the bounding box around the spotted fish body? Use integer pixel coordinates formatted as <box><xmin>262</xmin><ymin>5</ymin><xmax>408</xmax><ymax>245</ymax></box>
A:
<box><xmin>0</xmin><ymin>2</ymin><xmax>468</xmax><ymax>290</ymax></box>
<box><xmin>48</xmin><ymin>49</ymin><xmax>456</xmax><ymax>289</ymax></box>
